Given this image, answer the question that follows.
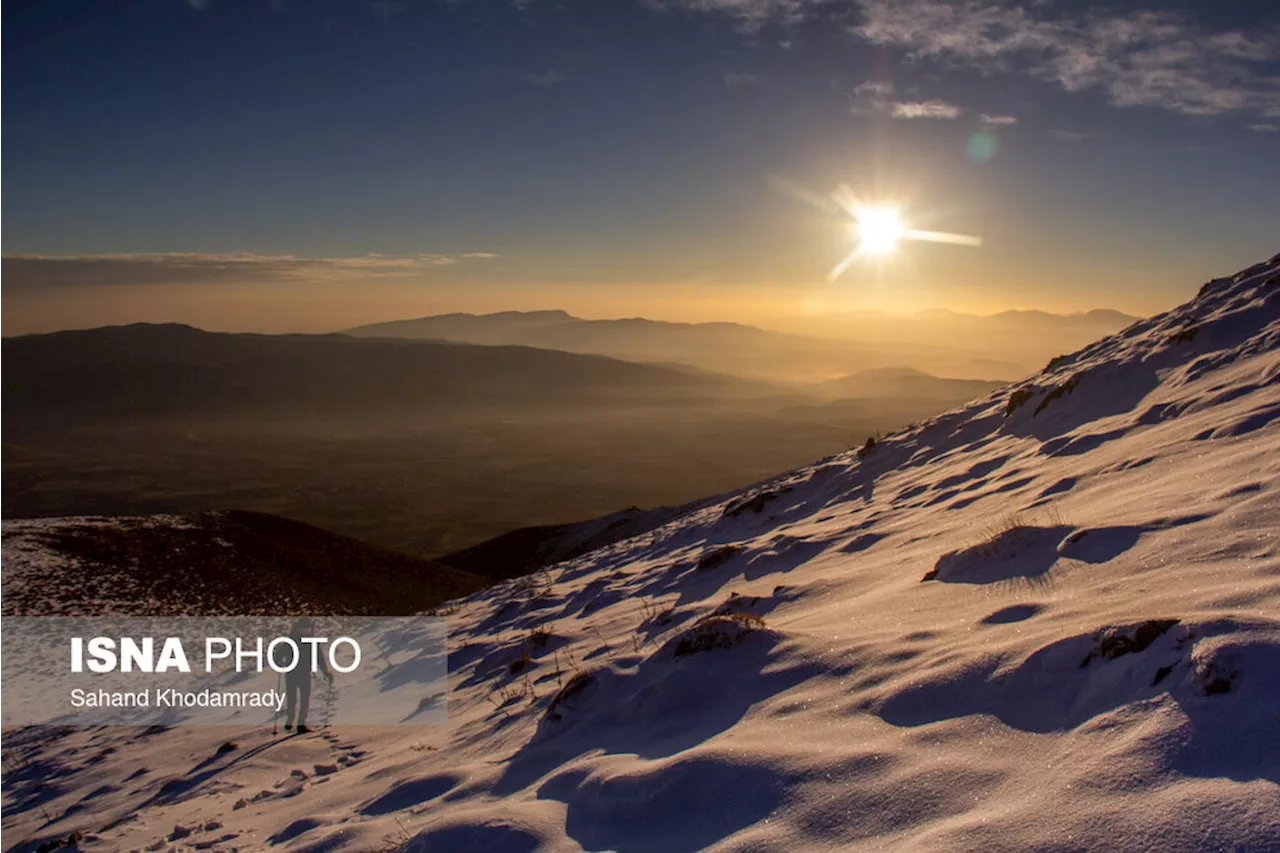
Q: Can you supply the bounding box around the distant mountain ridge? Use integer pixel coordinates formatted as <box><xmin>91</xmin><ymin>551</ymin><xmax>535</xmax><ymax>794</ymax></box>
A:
<box><xmin>346</xmin><ymin>311</ymin><xmax>1044</xmax><ymax>381</ymax></box>
<box><xmin>777</xmin><ymin>305</ymin><xmax>1142</xmax><ymax>355</ymax></box>
<box><xmin>3</xmin><ymin>322</ymin><xmax>785</xmax><ymax>430</ymax></box>
<box><xmin>814</xmin><ymin>366</ymin><xmax>1006</xmax><ymax>402</ymax></box>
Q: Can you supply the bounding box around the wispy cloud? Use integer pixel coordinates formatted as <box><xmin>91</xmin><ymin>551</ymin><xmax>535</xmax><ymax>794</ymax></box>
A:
<box><xmin>660</xmin><ymin>0</ymin><xmax>1280</xmax><ymax>123</ymax></box>
<box><xmin>890</xmin><ymin>99</ymin><xmax>962</xmax><ymax>119</ymax></box>
<box><xmin>852</xmin><ymin>1</ymin><xmax>1280</xmax><ymax>119</ymax></box>
<box><xmin>849</xmin><ymin>80</ymin><xmax>963</xmax><ymax>119</ymax></box>
<box><xmin>1249</xmin><ymin>122</ymin><xmax>1280</xmax><ymax>132</ymax></box>
<box><xmin>980</xmin><ymin>113</ymin><xmax>1018</xmax><ymax>125</ymax></box>
<box><xmin>2</xmin><ymin>252</ymin><xmax>501</xmax><ymax>290</ymax></box>
<box><xmin>525</xmin><ymin>69</ymin><xmax>566</xmax><ymax>87</ymax></box>
<box><xmin>852</xmin><ymin>79</ymin><xmax>894</xmax><ymax>101</ymax></box>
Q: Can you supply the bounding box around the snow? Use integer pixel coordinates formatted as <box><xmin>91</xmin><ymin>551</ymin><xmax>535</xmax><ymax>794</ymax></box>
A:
<box><xmin>4</xmin><ymin>255</ymin><xmax>1280</xmax><ymax>852</ymax></box>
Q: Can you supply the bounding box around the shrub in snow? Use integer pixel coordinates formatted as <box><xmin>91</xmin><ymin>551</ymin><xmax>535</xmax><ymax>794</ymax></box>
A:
<box><xmin>1005</xmin><ymin>388</ymin><xmax>1034</xmax><ymax>416</ymax></box>
<box><xmin>696</xmin><ymin>545</ymin><xmax>742</xmax><ymax>571</ymax></box>
<box><xmin>640</xmin><ymin>596</ymin><xmax>676</xmax><ymax>626</ymax></box>
<box><xmin>1190</xmin><ymin>634</ymin><xmax>1251</xmax><ymax>696</ymax></box>
<box><xmin>723</xmin><ymin>489</ymin><xmax>784</xmax><ymax>518</ymax></box>
<box><xmin>545</xmin><ymin>669</ymin><xmax>596</xmax><ymax>721</ymax></box>
<box><xmin>670</xmin><ymin>612</ymin><xmax>765</xmax><ymax>658</ymax></box>
<box><xmin>1079</xmin><ymin>619</ymin><xmax>1180</xmax><ymax>668</ymax></box>
<box><xmin>923</xmin><ymin>517</ymin><xmax>1072</xmax><ymax>584</ymax></box>
<box><xmin>507</xmin><ymin>626</ymin><xmax>557</xmax><ymax>674</ymax></box>
<box><xmin>1033</xmin><ymin>375</ymin><xmax>1080</xmax><ymax>416</ymax></box>
<box><xmin>1044</xmin><ymin>353</ymin><xmax>1071</xmax><ymax>372</ymax></box>
<box><xmin>35</xmin><ymin>832</ymin><xmax>82</xmax><ymax>853</ymax></box>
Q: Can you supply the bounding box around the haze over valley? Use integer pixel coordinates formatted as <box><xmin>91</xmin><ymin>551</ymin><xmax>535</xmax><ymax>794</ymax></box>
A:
<box><xmin>5</xmin><ymin>307</ymin><xmax>1113</xmax><ymax>559</ymax></box>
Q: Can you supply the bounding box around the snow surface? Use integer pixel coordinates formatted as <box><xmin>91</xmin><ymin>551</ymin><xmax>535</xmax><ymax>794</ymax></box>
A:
<box><xmin>4</xmin><ymin>255</ymin><xmax>1280</xmax><ymax>852</ymax></box>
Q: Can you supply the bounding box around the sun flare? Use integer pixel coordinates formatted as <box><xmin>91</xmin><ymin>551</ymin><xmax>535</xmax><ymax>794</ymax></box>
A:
<box><xmin>809</xmin><ymin>183</ymin><xmax>983</xmax><ymax>282</ymax></box>
<box><xmin>854</xmin><ymin>207</ymin><xmax>906</xmax><ymax>255</ymax></box>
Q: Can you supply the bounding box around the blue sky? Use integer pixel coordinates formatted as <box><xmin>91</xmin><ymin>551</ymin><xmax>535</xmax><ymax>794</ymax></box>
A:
<box><xmin>4</xmin><ymin>0</ymin><xmax>1279</xmax><ymax>333</ymax></box>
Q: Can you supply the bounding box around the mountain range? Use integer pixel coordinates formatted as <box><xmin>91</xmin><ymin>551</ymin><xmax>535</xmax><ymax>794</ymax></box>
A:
<box><xmin>3</xmin><ymin>320</ymin><xmax>1029</xmax><ymax>557</ymax></box>
<box><xmin>2</xmin><ymin>322</ymin><xmax>781</xmax><ymax>431</ymax></box>
<box><xmin>346</xmin><ymin>307</ymin><xmax>1135</xmax><ymax>382</ymax></box>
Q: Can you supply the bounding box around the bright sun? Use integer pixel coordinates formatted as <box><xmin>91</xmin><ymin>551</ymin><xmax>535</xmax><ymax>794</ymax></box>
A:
<box><xmin>811</xmin><ymin>182</ymin><xmax>982</xmax><ymax>282</ymax></box>
<box><xmin>854</xmin><ymin>206</ymin><xmax>906</xmax><ymax>255</ymax></box>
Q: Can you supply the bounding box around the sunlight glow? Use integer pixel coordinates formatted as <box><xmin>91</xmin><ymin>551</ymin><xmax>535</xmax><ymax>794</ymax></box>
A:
<box><xmin>818</xmin><ymin>183</ymin><xmax>982</xmax><ymax>282</ymax></box>
<box><xmin>854</xmin><ymin>207</ymin><xmax>906</xmax><ymax>255</ymax></box>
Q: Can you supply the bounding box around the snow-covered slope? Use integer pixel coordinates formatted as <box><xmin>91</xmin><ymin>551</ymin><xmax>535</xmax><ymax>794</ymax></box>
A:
<box><xmin>4</xmin><ymin>255</ymin><xmax>1279</xmax><ymax>852</ymax></box>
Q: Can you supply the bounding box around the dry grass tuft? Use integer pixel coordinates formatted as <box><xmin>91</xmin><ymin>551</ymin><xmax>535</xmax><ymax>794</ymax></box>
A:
<box><xmin>545</xmin><ymin>668</ymin><xmax>596</xmax><ymax>721</ymax></box>
<box><xmin>696</xmin><ymin>545</ymin><xmax>743</xmax><ymax>571</ymax></box>
<box><xmin>672</xmin><ymin>612</ymin><xmax>765</xmax><ymax>657</ymax></box>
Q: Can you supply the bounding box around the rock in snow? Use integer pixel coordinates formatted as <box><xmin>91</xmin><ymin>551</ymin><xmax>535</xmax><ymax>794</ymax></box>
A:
<box><xmin>3</xmin><ymin>255</ymin><xmax>1280</xmax><ymax>851</ymax></box>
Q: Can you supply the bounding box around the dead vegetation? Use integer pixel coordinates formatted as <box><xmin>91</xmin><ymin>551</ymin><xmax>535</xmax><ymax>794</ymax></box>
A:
<box><xmin>922</xmin><ymin>510</ymin><xmax>1066</xmax><ymax>582</ymax></box>
<box><xmin>696</xmin><ymin>545</ymin><xmax>742</xmax><ymax>571</ymax></box>
<box><xmin>1005</xmin><ymin>388</ymin><xmax>1034</xmax><ymax>416</ymax></box>
<box><xmin>1044</xmin><ymin>354</ymin><xmax>1071</xmax><ymax>372</ymax></box>
<box><xmin>672</xmin><ymin>612</ymin><xmax>765</xmax><ymax>658</ymax></box>
<box><xmin>545</xmin><ymin>669</ymin><xmax>596</xmax><ymax>721</ymax></box>
<box><xmin>1080</xmin><ymin>619</ymin><xmax>1180</xmax><ymax>668</ymax></box>
<box><xmin>1033</xmin><ymin>375</ymin><xmax>1080</xmax><ymax>416</ymax></box>
<box><xmin>723</xmin><ymin>488</ymin><xmax>786</xmax><ymax>518</ymax></box>
<box><xmin>510</xmin><ymin>568</ymin><xmax>556</xmax><ymax>598</ymax></box>
<box><xmin>507</xmin><ymin>626</ymin><xmax>556</xmax><ymax>675</ymax></box>
<box><xmin>640</xmin><ymin>596</ymin><xmax>676</xmax><ymax>626</ymax></box>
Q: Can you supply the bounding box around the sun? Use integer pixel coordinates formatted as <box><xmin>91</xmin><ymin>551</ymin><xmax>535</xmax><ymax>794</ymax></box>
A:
<box><xmin>854</xmin><ymin>206</ymin><xmax>906</xmax><ymax>255</ymax></box>
<box><xmin>781</xmin><ymin>181</ymin><xmax>982</xmax><ymax>282</ymax></box>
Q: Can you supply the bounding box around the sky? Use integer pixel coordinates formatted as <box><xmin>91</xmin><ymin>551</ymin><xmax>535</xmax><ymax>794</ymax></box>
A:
<box><xmin>3</xmin><ymin>0</ymin><xmax>1279</xmax><ymax>335</ymax></box>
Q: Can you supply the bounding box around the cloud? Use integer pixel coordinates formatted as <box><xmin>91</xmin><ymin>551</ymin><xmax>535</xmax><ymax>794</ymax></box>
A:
<box><xmin>661</xmin><ymin>0</ymin><xmax>1280</xmax><ymax>122</ymax></box>
<box><xmin>848</xmin><ymin>79</ymin><xmax>892</xmax><ymax>113</ymax></box>
<box><xmin>890</xmin><ymin>99</ymin><xmax>962</xmax><ymax>119</ymax></box>
<box><xmin>852</xmin><ymin>1</ymin><xmax>1280</xmax><ymax>119</ymax></box>
<box><xmin>185</xmin><ymin>0</ymin><xmax>209</xmax><ymax>9</ymax></box>
<box><xmin>849</xmin><ymin>81</ymin><xmax>963</xmax><ymax>119</ymax></box>
<box><xmin>2</xmin><ymin>252</ymin><xmax>501</xmax><ymax>290</ymax></box>
<box><xmin>525</xmin><ymin>70</ymin><xmax>566</xmax><ymax>86</ymax></box>
<box><xmin>853</xmin><ymin>79</ymin><xmax>894</xmax><ymax>99</ymax></box>
<box><xmin>980</xmin><ymin>113</ymin><xmax>1018</xmax><ymax>125</ymax></box>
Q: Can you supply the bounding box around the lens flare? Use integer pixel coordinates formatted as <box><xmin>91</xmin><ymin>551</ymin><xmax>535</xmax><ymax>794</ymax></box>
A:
<box><xmin>854</xmin><ymin>207</ymin><xmax>906</xmax><ymax>255</ymax></box>
<box><xmin>821</xmin><ymin>183</ymin><xmax>982</xmax><ymax>282</ymax></box>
